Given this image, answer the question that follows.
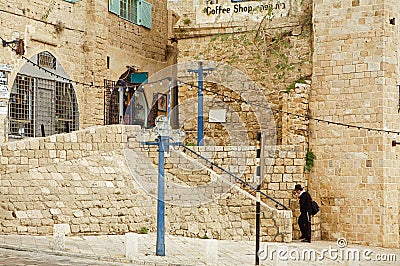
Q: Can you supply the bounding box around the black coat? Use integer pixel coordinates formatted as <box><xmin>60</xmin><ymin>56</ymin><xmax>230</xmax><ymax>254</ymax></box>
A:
<box><xmin>299</xmin><ymin>191</ymin><xmax>313</xmax><ymax>213</ymax></box>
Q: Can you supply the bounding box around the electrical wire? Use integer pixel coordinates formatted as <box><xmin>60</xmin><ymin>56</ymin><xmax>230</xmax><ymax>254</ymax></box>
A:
<box><xmin>0</xmin><ymin>35</ymin><xmax>171</xmax><ymax>89</ymax></box>
<box><xmin>2</xmin><ymin>35</ymin><xmax>400</xmax><ymax>135</ymax></box>
<box><xmin>176</xmin><ymin>79</ymin><xmax>400</xmax><ymax>136</ymax></box>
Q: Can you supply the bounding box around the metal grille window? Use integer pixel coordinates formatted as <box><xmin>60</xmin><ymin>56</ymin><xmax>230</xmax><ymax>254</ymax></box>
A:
<box><xmin>38</xmin><ymin>51</ymin><xmax>56</xmax><ymax>70</ymax></box>
<box><xmin>9</xmin><ymin>75</ymin><xmax>33</xmax><ymax>137</ymax></box>
<box><xmin>104</xmin><ymin>78</ymin><xmax>148</xmax><ymax>127</ymax></box>
<box><xmin>9</xmin><ymin>74</ymin><xmax>78</xmax><ymax>138</ymax></box>
<box><xmin>104</xmin><ymin>79</ymin><xmax>119</xmax><ymax>125</ymax></box>
<box><xmin>56</xmin><ymin>81</ymin><xmax>78</xmax><ymax>133</ymax></box>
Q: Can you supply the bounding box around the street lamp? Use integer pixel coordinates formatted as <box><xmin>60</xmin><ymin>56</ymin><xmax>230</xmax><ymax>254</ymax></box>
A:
<box><xmin>187</xmin><ymin>59</ymin><xmax>215</xmax><ymax>146</ymax></box>
<box><xmin>138</xmin><ymin>115</ymin><xmax>185</xmax><ymax>256</ymax></box>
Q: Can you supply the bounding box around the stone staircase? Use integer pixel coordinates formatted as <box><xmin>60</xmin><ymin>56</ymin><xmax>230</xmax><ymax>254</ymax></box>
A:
<box><xmin>0</xmin><ymin>125</ymin><xmax>292</xmax><ymax>242</ymax></box>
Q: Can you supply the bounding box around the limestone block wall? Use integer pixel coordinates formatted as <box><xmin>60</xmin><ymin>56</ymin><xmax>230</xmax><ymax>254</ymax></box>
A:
<box><xmin>128</xmin><ymin>141</ymin><xmax>294</xmax><ymax>242</ymax></box>
<box><xmin>168</xmin><ymin>0</ymin><xmax>315</xmax><ymax>240</ymax></box>
<box><xmin>171</xmin><ymin>0</ymin><xmax>313</xmax><ymax>146</ymax></box>
<box><xmin>281</xmin><ymin>82</ymin><xmax>310</xmax><ymax>145</ymax></box>
<box><xmin>147</xmin><ymin>145</ymin><xmax>307</xmax><ymax>206</ymax></box>
<box><xmin>177</xmin><ymin>79</ymin><xmax>311</xmax><ymax>149</ymax></box>
<box><xmin>166</xmin><ymin>194</ymin><xmax>292</xmax><ymax>242</ymax></box>
<box><xmin>177</xmin><ymin>82</ymin><xmax>270</xmax><ymax>147</ymax></box>
<box><xmin>311</xmin><ymin>0</ymin><xmax>400</xmax><ymax>247</ymax></box>
<box><xmin>0</xmin><ymin>125</ymin><xmax>157</xmax><ymax>235</ymax></box>
<box><xmin>0</xmin><ymin>0</ymin><xmax>174</xmax><ymax>135</ymax></box>
<box><xmin>0</xmin><ymin>125</ymin><xmax>292</xmax><ymax>242</ymax></box>
<box><xmin>146</xmin><ymin>142</ymin><xmax>310</xmax><ymax>240</ymax></box>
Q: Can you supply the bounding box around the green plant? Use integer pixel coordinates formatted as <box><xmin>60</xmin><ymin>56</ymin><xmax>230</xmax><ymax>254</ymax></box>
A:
<box><xmin>201</xmin><ymin>234</ymin><xmax>209</xmax><ymax>239</ymax></box>
<box><xmin>286</xmin><ymin>77</ymin><xmax>307</xmax><ymax>93</ymax></box>
<box><xmin>285</xmin><ymin>83</ymin><xmax>295</xmax><ymax>93</ymax></box>
<box><xmin>185</xmin><ymin>142</ymin><xmax>196</xmax><ymax>146</ymax></box>
<box><xmin>42</xmin><ymin>0</ymin><xmax>56</xmax><ymax>20</ymax></box>
<box><xmin>202</xmin><ymin>1</ymin><xmax>313</xmax><ymax>87</ymax></box>
<box><xmin>139</xmin><ymin>227</ymin><xmax>149</xmax><ymax>234</ymax></box>
<box><xmin>54</xmin><ymin>20</ymin><xmax>65</xmax><ymax>34</ymax></box>
<box><xmin>304</xmin><ymin>150</ymin><xmax>316</xmax><ymax>173</ymax></box>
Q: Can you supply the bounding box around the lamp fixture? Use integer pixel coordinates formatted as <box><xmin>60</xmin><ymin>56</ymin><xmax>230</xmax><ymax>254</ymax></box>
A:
<box><xmin>2</xmin><ymin>39</ymin><xmax>18</xmax><ymax>47</ymax></box>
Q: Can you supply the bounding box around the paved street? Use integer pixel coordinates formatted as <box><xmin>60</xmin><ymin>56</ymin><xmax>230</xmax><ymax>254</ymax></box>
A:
<box><xmin>0</xmin><ymin>233</ymin><xmax>399</xmax><ymax>265</ymax></box>
<box><xmin>0</xmin><ymin>247</ymin><xmax>131</xmax><ymax>266</ymax></box>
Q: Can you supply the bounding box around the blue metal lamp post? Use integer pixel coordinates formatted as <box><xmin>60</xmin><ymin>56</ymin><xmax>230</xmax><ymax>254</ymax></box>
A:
<box><xmin>138</xmin><ymin>115</ymin><xmax>185</xmax><ymax>256</ymax></box>
<box><xmin>187</xmin><ymin>60</ymin><xmax>214</xmax><ymax>146</ymax></box>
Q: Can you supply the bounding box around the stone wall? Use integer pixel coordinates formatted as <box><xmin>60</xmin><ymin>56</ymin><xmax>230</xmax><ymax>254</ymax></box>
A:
<box><xmin>0</xmin><ymin>125</ymin><xmax>153</xmax><ymax>235</ymax></box>
<box><xmin>146</xmin><ymin>139</ymin><xmax>316</xmax><ymax>240</ymax></box>
<box><xmin>0</xmin><ymin>125</ymin><xmax>292</xmax><ymax>242</ymax></box>
<box><xmin>175</xmin><ymin>77</ymin><xmax>314</xmax><ymax>238</ymax></box>
<box><xmin>310</xmin><ymin>0</ymin><xmax>400</xmax><ymax>247</ymax></box>
<box><xmin>0</xmin><ymin>0</ymin><xmax>175</xmax><ymax>139</ymax></box>
<box><xmin>169</xmin><ymin>1</ymin><xmax>315</xmax><ymax>242</ymax></box>
<box><xmin>168</xmin><ymin>0</ymin><xmax>400</xmax><ymax>248</ymax></box>
<box><xmin>170</xmin><ymin>0</ymin><xmax>313</xmax><ymax>147</ymax></box>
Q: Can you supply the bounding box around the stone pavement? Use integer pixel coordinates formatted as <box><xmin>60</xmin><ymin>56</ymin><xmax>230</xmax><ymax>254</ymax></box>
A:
<box><xmin>0</xmin><ymin>233</ymin><xmax>399</xmax><ymax>266</ymax></box>
<box><xmin>0</xmin><ymin>247</ymin><xmax>132</xmax><ymax>266</ymax></box>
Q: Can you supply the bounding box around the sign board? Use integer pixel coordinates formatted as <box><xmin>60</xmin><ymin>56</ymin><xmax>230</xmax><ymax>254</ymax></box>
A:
<box><xmin>195</xmin><ymin>0</ymin><xmax>296</xmax><ymax>24</ymax></box>
<box><xmin>0</xmin><ymin>64</ymin><xmax>11</xmax><ymax>115</ymax></box>
<box><xmin>0</xmin><ymin>64</ymin><xmax>12</xmax><ymax>72</ymax></box>
<box><xmin>0</xmin><ymin>85</ymin><xmax>10</xmax><ymax>99</ymax></box>
<box><xmin>0</xmin><ymin>71</ymin><xmax>7</xmax><ymax>85</ymax></box>
<box><xmin>0</xmin><ymin>100</ymin><xmax>8</xmax><ymax>115</ymax></box>
<box><xmin>130</xmin><ymin>72</ymin><xmax>148</xmax><ymax>84</ymax></box>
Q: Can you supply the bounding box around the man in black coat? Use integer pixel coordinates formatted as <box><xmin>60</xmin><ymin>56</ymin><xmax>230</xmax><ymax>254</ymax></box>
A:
<box><xmin>294</xmin><ymin>184</ymin><xmax>312</xmax><ymax>243</ymax></box>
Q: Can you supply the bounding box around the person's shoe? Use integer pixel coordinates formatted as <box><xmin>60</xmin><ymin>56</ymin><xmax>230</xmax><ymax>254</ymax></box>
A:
<box><xmin>301</xmin><ymin>239</ymin><xmax>311</xmax><ymax>243</ymax></box>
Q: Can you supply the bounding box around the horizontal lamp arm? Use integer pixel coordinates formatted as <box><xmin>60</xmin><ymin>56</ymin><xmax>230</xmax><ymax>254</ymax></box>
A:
<box><xmin>141</xmin><ymin>141</ymin><xmax>159</xmax><ymax>146</ymax></box>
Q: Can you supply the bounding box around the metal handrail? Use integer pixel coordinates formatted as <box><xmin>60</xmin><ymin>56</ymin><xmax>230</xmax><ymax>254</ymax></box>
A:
<box><xmin>181</xmin><ymin>145</ymin><xmax>288</xmax><ymax>210</ymax></box>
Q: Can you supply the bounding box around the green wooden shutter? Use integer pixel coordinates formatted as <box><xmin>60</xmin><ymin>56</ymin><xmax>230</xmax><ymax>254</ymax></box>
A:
<box><xmin>137</xmin><ymin>0</ymin><xmax>152</xmax><ymax>29</ymax></box>
<box><xmin>109</xmin><ymin>0</ymin><xmax>120</xmax><ymax>16</ymax></box>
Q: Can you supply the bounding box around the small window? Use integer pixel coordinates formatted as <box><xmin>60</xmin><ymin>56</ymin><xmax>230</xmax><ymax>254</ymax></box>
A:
<box><xmin>38</xmin><ymin>51</ymin><xmax>56</xmax><ymax>70</ymax></box>
<box><xmin>109</xmin><ymin>0</ymin><xmax>152</xmax><ymax>28</ymax></box>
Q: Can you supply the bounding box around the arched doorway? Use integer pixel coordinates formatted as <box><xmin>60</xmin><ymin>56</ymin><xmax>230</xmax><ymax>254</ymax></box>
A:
<box><xmin>8</xmin><ymin>51</ymin><xmax>79</xmax><ymax>138</ymax></box>
<box><xmin>104</xmin><ymin>69</ymin><xmax>148</xmax><ymax>127</ymax></box>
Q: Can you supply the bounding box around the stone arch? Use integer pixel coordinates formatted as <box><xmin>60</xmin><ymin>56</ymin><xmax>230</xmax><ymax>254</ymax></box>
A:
<box><xmin>8</xmin><ymin>51</ymin><xmax>79</xmax><ymax>138</ymax></box>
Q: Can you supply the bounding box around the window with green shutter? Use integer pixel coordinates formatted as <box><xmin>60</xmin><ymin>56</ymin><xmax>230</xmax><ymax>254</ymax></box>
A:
<box><xmin>137</xmin><ymin>0</ymin><xmax>152</xmax><ymax>29</ymax></box>
<box><xmin>109</xmin><ymin>0</ymin><xmax>120</xmax><ymax>15</ymax></box>
<box><xmin>108</xmin><ymin>0</ymin><xmax>152</xmax><ymax>28</ymax></box>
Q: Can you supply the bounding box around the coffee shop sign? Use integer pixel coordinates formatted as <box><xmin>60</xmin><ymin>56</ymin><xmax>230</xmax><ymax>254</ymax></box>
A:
<box><xmin>203</xmin><ymin>0</ymin><xmax>286</xmax><ymax>15</ymax></box>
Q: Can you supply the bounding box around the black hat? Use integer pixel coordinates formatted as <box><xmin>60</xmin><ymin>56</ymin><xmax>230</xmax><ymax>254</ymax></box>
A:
<box><xmin>294</xmin><ymin>184</ymin><xmax>303</xmax><ymax>191</ymax></box>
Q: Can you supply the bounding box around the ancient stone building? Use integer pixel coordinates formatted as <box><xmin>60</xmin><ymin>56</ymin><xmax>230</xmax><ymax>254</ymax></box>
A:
<box><xmin>0</xmin><ymin>0</ymin><xmax>294</xmax><ymax>245</ymax></box>
<box><xmin>0</xmin><ymin>0</ymin><xmax>176</xmax><ymax>143</ymax></box>
<box><xmin>168</xmin><ymin>0</ymin><xmax>400</xmax><ymax>248</ymax></box>
<box><xmin>310</xmin><ymin>0</ymin><xmax>400</xmax><ymax>248</ymax></box>
<box><xmin>1</xmin><ymin>0</ymin><xmax>400</xmax><ymax>250</ymax></box>
<box><xmin>168</xmin><ymin>0</ymin><xmax>316</xmax><ymax>240</ymax></box>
